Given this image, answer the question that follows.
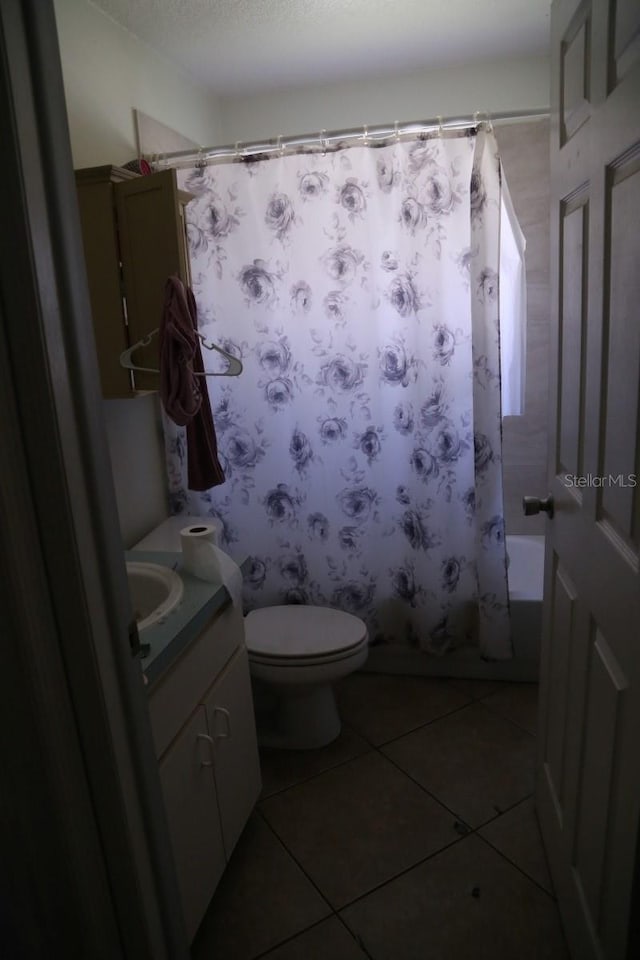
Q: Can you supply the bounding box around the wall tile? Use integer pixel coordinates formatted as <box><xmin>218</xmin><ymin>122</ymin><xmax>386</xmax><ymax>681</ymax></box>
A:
<box><xmin>496</xmin><ymin>120</ymin><xmax>551</xmax><ymax>528</ymax></box>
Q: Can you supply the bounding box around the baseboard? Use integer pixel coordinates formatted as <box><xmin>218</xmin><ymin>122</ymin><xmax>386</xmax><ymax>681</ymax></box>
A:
<box><xmin>363</xmin><ymin>645</ymin><xmax>540</xmax><ymax>682</ymax></box>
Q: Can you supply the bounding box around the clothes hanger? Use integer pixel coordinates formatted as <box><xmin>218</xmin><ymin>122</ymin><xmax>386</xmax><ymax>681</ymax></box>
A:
<box><xmin>120</xmin><ymin>327</ymin><xmax>243</xmax><ymax>377</ymax></box>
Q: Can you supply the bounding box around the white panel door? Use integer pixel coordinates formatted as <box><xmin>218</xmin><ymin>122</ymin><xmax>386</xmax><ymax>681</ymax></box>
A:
<box><xmin>538</xmin><ymin>2</ymin><xmax>640</xmax><ymax>958</ymax></box>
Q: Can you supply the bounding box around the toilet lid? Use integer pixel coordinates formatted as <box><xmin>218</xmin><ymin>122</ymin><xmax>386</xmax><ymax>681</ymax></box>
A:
<box><xmin>245</xmin><ymin>605</ymin><xmax>367</xmax><ymax>660</ymax></box>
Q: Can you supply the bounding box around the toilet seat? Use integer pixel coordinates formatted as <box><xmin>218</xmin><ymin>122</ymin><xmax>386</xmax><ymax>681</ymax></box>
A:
<box><xmin>246</xmin><ymin>605</ymin><xmax>369</xmax><ymax>748</ymax></box>
<box><xmin>245</xmin><ymin>605</ymin><xmax>368</xmax><ymax>665</ymax></box>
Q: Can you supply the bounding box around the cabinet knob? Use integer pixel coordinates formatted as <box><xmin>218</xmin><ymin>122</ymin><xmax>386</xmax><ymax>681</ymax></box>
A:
<box><xmin>196</xmin><ymin>732</ymin><xmax>214</xmax><ymax>767</ymax></box>
<box><xmin>213</xmin><ymin>707</ymin><xmax>232</xmax><ymax>739</ymax></box>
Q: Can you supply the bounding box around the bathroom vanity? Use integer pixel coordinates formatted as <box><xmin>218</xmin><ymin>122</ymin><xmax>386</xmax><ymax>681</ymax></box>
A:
<box><xmin>132</xmin><ymin>537</ymin><xmax>261</xmax><ymax>942</ymax></box>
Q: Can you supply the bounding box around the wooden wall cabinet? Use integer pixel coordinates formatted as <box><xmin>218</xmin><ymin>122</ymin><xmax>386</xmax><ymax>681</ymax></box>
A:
<box><xmin>149</xmin><ymin>601</ymin><xmax>261</xmax><ymax>942</ymax></box>
<box><xmin>75</xmin><ymin>165</ymin><xmax>192</xmax><ymax>398</ymax></box>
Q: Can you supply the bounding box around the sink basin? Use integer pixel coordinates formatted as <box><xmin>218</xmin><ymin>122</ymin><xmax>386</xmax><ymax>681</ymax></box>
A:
<box><xmin>126</xmin><ymin>561</ymin><xmax>184</xmax><ymax>632</ymax></box>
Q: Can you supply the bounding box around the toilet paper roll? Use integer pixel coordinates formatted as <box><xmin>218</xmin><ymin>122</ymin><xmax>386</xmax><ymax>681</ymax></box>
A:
<box><xmin>180</xmin><ymin>522</ymin><xmax>218</xmax><ymax>553</ymax></box>
<box><xmin>180</xmin><ymin>522</ymin><xmax>219</xmax><ymax>547</ymax></box>
<box><xmin>180</xmin><ymin>524</ymin><xmax>243</xmax><ymax>610</ymax></box>
<box><xmin>180</xmin><ymin>524</ymin><xmax>221</xmax><ymax>581</ymax></box>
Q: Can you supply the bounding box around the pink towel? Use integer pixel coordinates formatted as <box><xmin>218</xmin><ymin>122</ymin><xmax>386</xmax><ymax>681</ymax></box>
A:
<box><xmin>159</xmin><ymin>276</ymin><xmax>225</xmax><ymax>491</ymax></box>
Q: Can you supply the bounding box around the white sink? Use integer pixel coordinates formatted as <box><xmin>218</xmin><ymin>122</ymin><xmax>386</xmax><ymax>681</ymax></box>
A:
<box><xmin>126</xmin><ymin>561</ymin><xmax>184</xmax><ymax>632</ymax></box>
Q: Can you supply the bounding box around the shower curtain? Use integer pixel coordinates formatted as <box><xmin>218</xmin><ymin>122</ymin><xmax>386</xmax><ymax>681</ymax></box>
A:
<box><xmin>164</xmin><ymin>126</ymin><xmax>512</xmax><ymax>660</ymax></box>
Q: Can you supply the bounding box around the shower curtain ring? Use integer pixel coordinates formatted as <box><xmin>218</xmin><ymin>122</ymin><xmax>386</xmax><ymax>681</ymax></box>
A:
<box><xmin>394</xmin><ymin>120</ymin><xmax>400</xmax><ymax>143</ymax></box>
<box><xmin>276</xmin><ymin>134</ymin><xmax>284</xmax><ymax>157</ymax></box>
<box><xmin>195</xmin><ymin>146</ymin><xmax>206</xmax><ymax>169</ymax></box>
<box><xmin>362</xmin><ymin>124</ymin><xmax>369</xmax><ymax>146</ymax></box>
<box><xmin>437</xmin><ymin>115</ymin><xmax>444</xmax><ymax>138</ymax></box>
<box><xmin>320</xmin><ymin>129</ymin><xmax>327</xmax><ymax>155</ymax></box>
<box><xmin>235</xmin><ymin>141</ymin><xmax>242</xmax><ymax>160</ymax></box>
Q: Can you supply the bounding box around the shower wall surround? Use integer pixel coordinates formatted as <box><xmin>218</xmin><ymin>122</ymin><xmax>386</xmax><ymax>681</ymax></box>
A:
<box><xmin>495</xmin><ymin>120</ymin><xmax>550</xmax><ymax>536</ymax></box>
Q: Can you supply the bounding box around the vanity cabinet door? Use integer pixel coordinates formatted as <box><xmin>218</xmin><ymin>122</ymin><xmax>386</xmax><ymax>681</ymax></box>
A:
<box><xmin>204</xmin><ymin>646</ymin><xmax>262</xmax><ymax>859</ymax></box>
<box><xmin>158</xmin><ymin>705</ymin><xmax>225</xmax><ymax>942</ymax></box>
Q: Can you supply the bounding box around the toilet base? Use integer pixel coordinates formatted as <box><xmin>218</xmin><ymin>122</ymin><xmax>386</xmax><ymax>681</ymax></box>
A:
<box><xmin>256</xmin><ymin>681</ymin><xmax>341</xmax><ymax>750</ymax></box>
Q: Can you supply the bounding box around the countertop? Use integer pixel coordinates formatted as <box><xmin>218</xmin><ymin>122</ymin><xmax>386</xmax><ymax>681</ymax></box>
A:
<box><xmin>127</xmin><ymin>549</ymin><xmax>246</xmax><ymax>687</ymax></box>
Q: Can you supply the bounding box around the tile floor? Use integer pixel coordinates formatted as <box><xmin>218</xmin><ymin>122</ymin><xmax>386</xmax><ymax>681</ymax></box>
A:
<box><xmin>192</xmin><ymin>674</ymin><xmax>569</xmax><ymax>960</ymax></box>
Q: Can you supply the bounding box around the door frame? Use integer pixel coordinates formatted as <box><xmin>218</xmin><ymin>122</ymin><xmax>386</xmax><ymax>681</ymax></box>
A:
<box><xmin>0</xmin><ymin>1</ymin><xmax>187</xmax><ymax>955</ymax></box>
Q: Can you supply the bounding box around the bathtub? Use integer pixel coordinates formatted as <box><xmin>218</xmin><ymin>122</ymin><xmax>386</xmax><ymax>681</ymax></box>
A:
<box><xmin>506</xmin><ymin>535</ymin><xmax>545</xmax><ymax>671</ymax></box>
<box><xmin>366</xmin><ymin>534</ymin><xmax>545</xmax><ymax>682</ymax></box>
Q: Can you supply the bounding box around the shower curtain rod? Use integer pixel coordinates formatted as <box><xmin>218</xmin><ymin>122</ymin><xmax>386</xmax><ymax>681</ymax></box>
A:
<box><xmin>151</xmin><ymin>108</ymin><xmax>550</xmax><ymax>169</ymax></box>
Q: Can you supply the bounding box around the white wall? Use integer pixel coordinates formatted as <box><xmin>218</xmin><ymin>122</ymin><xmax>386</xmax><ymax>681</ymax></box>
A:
<box><xmin>55</xmin><ymin>0</ymin><xmax>223</xmax><ymax>167</ymax></box>
<box><xmin>53</xmin><ymin>0</ymin><xmax>549</xmax><ymax>545</ymax></box>
<box><xmin>219</xmin><ymin>56</ymin><xmax>550</xmax><ymax>144</ymax></box>
<box><xmin>54</xmin><ymin>0</ymin><xmax>221</xmax><ymax>546</ymax></box>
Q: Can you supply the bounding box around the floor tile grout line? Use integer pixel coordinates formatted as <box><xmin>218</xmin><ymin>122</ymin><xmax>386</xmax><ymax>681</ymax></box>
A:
<box><xmin>248</xmin><ymin>805</ymin><xmax>558</xmax><ymax>959</ymax></box>
<box><xmin>259</xmin><ymin>689</ymin><xmax>537</xmax><ymax>803</ymax></box>
<box><xmin>333</xmin><ymin>789</ymin><xmax>547</xmax><ymax>916</ymax></box>
<box><xmin>447</xmin><ymin>682</ymin><xmax>503</xmax><ymax>701</ymax></box>
<box><xmin>248</xmin><ymin>915</ymin><xmax>328</xmax><ymax>960</ymax></box>
<box><xmin>258</xmin><ymin>695</ymin><xmax>477</xmax><ymax>802</ymax></box>
<box><xmin>334</xmin><ymin>832</ymin><xmax>479</xmax><ymax>914</ymax></box>
<box><xmin>365</xmin><ymin>694</ymin><xmax>539</xmax><ymax>751</ymax></box>
<box><xmin>253</xmin><ymin>808</ymin><xmax>378</xmax><ymax>960</ymax></box>
<box><xmin>373</xmin><ymin>738</ymin><xmax>536</xmax><ymax>829</ymax></box>
<box><xmin>478</xmin><ymin>696</ymin><xmax>539</xmax><ymax>738</ymax></box>
<box><xmin>260</xmin><ymin>761</ymin><xmax>473</xmax><ymax>908</ymax></box>
<box><xmin>256</xmin><ymin>806</ymin><xmax>334</xmax><ymax>911</ymax></box>
<box><xmin>249</xmin><ymin>911</ymin><xmax>376</xmax><ymax>960</ymax></box>
<box><xmin>256</xmin><ymin>814</ymin><xmax>377</xmax><ymax>960</ymax></box>
<box><xmin>205</xmin><ymin>678</ymin><xmax>550</xmax><ymax>960</ymax></box>
<box><xmin>467</xmin><ymin>790</ymin><xmax>538</xmax><ymax>828</ymax></box>
<box><xmin>261</xmin><ymin>731</ymin><xmax>475</xmax><ymax>841</ymax></box>
<box><xmin>258</xmin><ymin>752</ymin><xmax>493</xmax><ymax>945</ymax></box>
<box><xmin>261</xmin><ymin>717</ymin><xmax>536</xmax><ymax>841</ymax></box>
<box><xmin>253</xmin><ymin>681</ymin><xmax>542</xmax><ymax>956</ymax></box>
<box><xmin>475</xmin><ymin>824</ymin><xmax>558</xmax><ymax>902</ymax></box>
<box><xmin>334</xmin><ymin>912</ymin><xmax>376</xmax><ymax>960</ymax></box>
<box><xmin>345</xmin><ymin>696</ymin><xmax>476</xmax><ymax>750</ymax></box>
<box><xmin>374</xmin><ymin>745</ymin><xmax>477</xmax><ymax>828</ymax></box>
<box><xmin>258</xmin><ymin>793</ymin><xmax>473</xmax><ymax>945</ymax></box>
<box><xmin>259</xmin><ymin>747</ymin><xmax>374</xmax><ymax>802</ymax></box>
<box><xmin>374</xmin><ymin>740</ymin><xmax>539</xmax><ymax>838</ymax></box>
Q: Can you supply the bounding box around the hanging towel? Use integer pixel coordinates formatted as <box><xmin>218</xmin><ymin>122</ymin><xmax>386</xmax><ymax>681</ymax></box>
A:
<box><xmin>159</xmin><ymin>275</ymin><xmax>225</xmax><ymax>491</ymax></box>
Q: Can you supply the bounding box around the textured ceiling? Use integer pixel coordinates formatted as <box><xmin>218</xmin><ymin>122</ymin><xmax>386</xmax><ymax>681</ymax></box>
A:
<box><xmin>91</xmin><ymin>0</ymin><xmax>550</xmax><ymax>96</ymax></box>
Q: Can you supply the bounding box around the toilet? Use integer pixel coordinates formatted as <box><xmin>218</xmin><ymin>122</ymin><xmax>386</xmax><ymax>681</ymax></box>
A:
<box><xmin>245</xmin><ymin>605</ymin><xmax>368</xmax><ymax>750</ymax></box>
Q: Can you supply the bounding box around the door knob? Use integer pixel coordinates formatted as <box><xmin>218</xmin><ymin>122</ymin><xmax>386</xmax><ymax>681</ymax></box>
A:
<box><xmin>522</xmin><ymin>495</ymin><xmax>554</xmax><ymax>518</ymax></box>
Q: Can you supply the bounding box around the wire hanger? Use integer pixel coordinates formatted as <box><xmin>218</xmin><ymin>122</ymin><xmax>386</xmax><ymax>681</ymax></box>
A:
<box><xmin>120</xmin><ymin>328</ymin><xmax>243</xmax><ymax>377</ymax></box>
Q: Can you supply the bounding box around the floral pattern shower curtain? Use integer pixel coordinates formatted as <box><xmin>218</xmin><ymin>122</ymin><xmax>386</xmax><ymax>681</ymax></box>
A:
<box><xmin>165</xmin><ymin>127</ymin><xmax>512</xmax><ymax>659</ymax></box>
